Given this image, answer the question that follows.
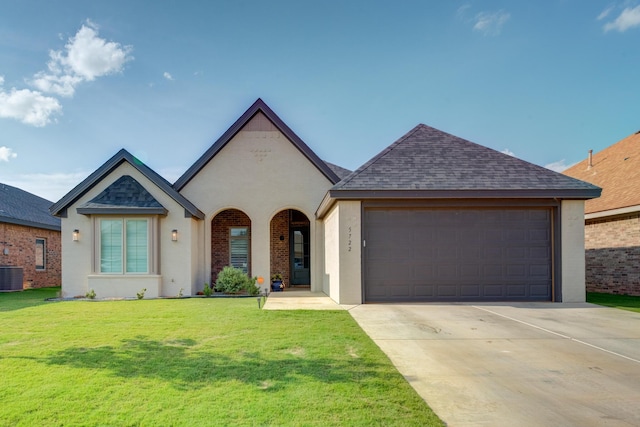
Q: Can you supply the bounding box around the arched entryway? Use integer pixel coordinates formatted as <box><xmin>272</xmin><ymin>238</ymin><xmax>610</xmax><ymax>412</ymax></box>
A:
<box><xmin>270</xmin><ymin>209</ymin><xmax>310</xmax><ymax>288</ymax></box>
<box><xmin>211</xmin><ymin>209</ymin><xmax>251</xmax><ymax>284</ymax></box>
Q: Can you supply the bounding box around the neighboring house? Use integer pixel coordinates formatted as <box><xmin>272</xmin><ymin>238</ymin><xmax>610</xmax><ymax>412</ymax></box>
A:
<box><xmin>51</xmin><ymin>99</ymin><xmax>600</xmax><ymax>303</ymax></box>
<box><xmin>563</xmin><ymin>131</ymin><xmax>640</xmax><ymax>296</ymax></box>
<box><xmin>0</xmin><ymin>183</ymin><xmax>61</xmax><ymax>290</ymax></box>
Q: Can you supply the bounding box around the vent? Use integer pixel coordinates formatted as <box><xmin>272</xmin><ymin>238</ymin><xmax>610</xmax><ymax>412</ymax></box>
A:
<box><xmin>0</xmin><ymin>266</ymin><xmax>24</xmax><ymax>291</ymax></box>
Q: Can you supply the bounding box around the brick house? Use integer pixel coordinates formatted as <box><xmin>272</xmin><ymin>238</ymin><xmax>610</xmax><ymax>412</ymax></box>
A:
<box><xmin>51</xmin><ymin>99</ymin><xmax>599</xmax><ymax>303</ymax></box>
<box><xmin>0</xmin><ymin>183</ymin><xmax>61</xmax><ymax>290</ymax></box>
<box><xmin>563</xmin><ymin>131</ymin><xmax>640</xmax><ymax>296</ymax></box>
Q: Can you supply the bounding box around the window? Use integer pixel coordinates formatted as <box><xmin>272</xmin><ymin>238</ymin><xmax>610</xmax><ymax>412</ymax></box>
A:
<box><xmin>35</xmin><ymin>238</ymin><xmax>46</xmax><ymax>270</ymax></box>
<box><xmin>229</xmin><ymin>227</ymin><xmax>249</xmax><ymax>273</ymax></box>
<box><xmin>100</xmin><ymin>219</ymin><xmax>149</xmax><ymax>274</ymax></box>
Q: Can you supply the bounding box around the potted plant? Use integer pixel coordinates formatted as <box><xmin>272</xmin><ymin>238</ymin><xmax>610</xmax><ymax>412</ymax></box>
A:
<box><xmin>271</xmin><ymin>274</ymin><xmax>284</xmax><ymax>292</ymax></box>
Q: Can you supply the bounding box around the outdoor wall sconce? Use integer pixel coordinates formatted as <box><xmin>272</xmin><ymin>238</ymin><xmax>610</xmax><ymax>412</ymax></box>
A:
<box><xmin>172</xmin><ymin>229</ymin><xmax>178</xmax><ymax>241</ymax></box>
<box><xmin>73</xmin><ymin>229</ymin><xmax>79</xmax><ymax>242</ymax></box>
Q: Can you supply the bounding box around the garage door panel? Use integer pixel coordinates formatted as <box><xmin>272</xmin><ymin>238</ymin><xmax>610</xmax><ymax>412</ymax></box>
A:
<box><xmin>460</xmin><ymin>284</ymin><xmax>480</xmax><ymax>297</ymax></box>
<box><xmin>364</xmin><ymin>207</ymin><xmax>553</xmax><ymax>302</ymax></box>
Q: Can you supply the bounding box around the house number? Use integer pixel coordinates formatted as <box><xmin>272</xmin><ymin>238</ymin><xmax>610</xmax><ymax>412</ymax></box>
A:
<box><xmin>348</xmin><ymin>226</ymin><xmax>352</xmax><ymax>252</ymax></box>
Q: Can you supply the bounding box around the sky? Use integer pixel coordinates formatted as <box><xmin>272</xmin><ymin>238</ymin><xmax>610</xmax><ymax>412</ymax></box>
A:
<box><xmin>1</xmin><ymin>1</ymin><xmax>639</xmax><ymax>202</ymax></box>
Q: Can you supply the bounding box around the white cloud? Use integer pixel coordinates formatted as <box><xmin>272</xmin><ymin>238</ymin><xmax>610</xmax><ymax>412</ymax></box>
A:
<box><xmin>603</xmin><ymin>5</ymin><xmax>640</xmax><ymax>32</ymax></box>
<box><xmin>597</xmin><ymin>6</ymin><xmax>614</xmax><ymax>21</ymax></box>
<box><xmin>163</xmin><ymin>72</ymin><xmax>174</xmax><ymax>81</ymax></box>
<box><xmin>30</xmin><ymin>21</ymin><xmax>133</xmax><ymax>97</ymax></box>
<box><xmin>544</xmin><ymin>159</ymin><xmax>576</xmax><ymax>172</ymax></box>
<box><xmin>0</xmin><ymin>20</ymin><xmax>133</xmax><ymax>127</ymax></box>
<box><xmin>0</xmin><ymin>146</ymin><xmax>18</xmax><ymax>162</ymax></box>
<box><xmin>0</xmin><ymin>87</ymin><xmax>62</xmax><ymax>127</ymax></box>
<box><xmin>473</xmin><ymin>10</ymin><xmax>511</xmax><ymax>36</ymax></box>
<box><xmin>501</xmin><ymin>148</ymin><xmax>516</xmax><ymax>157</ymax></box>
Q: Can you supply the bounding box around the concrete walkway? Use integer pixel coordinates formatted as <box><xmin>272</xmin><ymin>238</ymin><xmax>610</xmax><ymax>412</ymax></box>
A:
<box><xmin>262</xmin><ymin>289</ymin><xmax>346</xmax><ymax>310</ymax></box>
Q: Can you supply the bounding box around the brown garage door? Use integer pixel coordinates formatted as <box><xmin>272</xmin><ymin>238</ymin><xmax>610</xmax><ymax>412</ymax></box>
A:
<box><xmin>364</xmin><ymin>208</ymin><xmax>552</xmax><ymax>302</ymax></box>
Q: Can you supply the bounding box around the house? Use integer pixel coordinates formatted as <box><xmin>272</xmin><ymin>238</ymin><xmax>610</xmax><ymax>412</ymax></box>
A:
<box><xmin>0</xmin><ymin>183</ymin><xmax>61</xmax><ymax>290</ymax></box>
<box><xmin>51</xmin><ymin>99</ymin><xmax>600</xmax><ymax>303</ymax></box>
<box><xmin>563</xmin><ymin>131</ymin><xmax>640</xmax><ymax>296</ymax></box>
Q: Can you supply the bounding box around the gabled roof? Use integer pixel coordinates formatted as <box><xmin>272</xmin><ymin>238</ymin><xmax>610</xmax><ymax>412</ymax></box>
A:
<box><xmin>0</xmin><ymin>183</ymin><xmax>61</xmax><ymax>231</ymax></box>
<box><xmin>174</xmin><ymin>98</ymin><xmax>341</xmax><ymax>190</ymax></box>
<box><xmin>76</xmin><ymin>175</ymin><xmax>168</xmax><ymax>215</ymax></box>
<box><xmin>331</xmin><ymin>124</ymin><xmax>601</xmax><ymax>198</ymax></box>
<box><xmin>50</xmin><ymin>149</ymin><xmax>204</xmax><ymax>219</ymax></box>
<box><xmin>563</xmin><ymin>130</ymin><xmax>640</xmax><ymax>216</ymax></box>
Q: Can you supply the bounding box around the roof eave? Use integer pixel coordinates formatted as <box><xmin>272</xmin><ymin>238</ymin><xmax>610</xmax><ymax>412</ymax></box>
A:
<box><xmin>585</xmin><ymin>204</ymin><xmax>640</xmax><ymax>220</ymax></box>
<box><xmin>327</xmin><ymin>188</ymin><xmax>603</xmax><ymax>201</ymax></box>
<box><xmin>76</xmin><ymin>207</ymin><xmax>169</xmax><ymax>216</ymax></box>
<box><xmin>0</xmin><ymin>216</ymin><xmax>61</xmax><ymax>231</ymax></box>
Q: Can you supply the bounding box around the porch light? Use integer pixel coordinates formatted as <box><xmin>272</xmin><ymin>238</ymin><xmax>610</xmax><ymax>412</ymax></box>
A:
<box><xmin>73</xmin><ymin>229</ymin><xmax>79</xmax><ymax>242</ymax></box>
<box><xmin>171</xmin><ymin>229</ymin><xmax>178</xmax><ymax>241</ymax></box>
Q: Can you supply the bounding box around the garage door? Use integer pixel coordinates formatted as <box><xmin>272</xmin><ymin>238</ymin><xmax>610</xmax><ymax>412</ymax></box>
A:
<box><xmin>364</xmin><ymin>208</ymin><xmax>552</xmax><ymax>302</ymax></box>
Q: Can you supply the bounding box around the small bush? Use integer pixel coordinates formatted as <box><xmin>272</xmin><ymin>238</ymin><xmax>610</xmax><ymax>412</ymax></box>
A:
<box><xmin>137</xmin><ymin>288</ymin><xmax>146</xmax><ymax>300</ymax></box>
<box><xmin>203</xmin><ymin>283</ymin><xmax>212</xmax><ymax>297</ymax></box>
<box><xmin>216</xmin><ymin>266</ymin><xmax>258</xmax><ymax>295</ymax></box>
<box><xmin>85</xmin><ymin>289</ymin><xmax>96</xmax><ymax>299</ymax></box>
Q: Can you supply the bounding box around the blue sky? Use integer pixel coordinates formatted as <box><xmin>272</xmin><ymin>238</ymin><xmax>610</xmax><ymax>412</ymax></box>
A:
<box><xmin>1</xmin><ymin>1</ymin><xmax>639</xmax><ymax>201</ymax></box>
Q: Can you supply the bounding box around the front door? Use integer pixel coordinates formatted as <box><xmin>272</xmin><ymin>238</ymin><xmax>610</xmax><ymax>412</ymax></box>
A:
<box><xmin>290</xmin><ymin>226</ymin><xmax>310</xmax><ymax>285</ymax></box>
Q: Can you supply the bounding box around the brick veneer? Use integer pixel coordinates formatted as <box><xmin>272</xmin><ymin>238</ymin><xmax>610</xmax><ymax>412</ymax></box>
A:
<box><xmin>585</xmin><ymin>212</ymin><xmax>640</xmax><ymax>295</ymax></box>
<box><xmin>211</xmin><ymin>209</ymin><xmax>251</xmax><ymax>285</ymax></box>
<box><xmin>0</xmin><ymin>222</ymin><xmax>61</xmax><ymax>289</ymax></box>
<box><xmin>270</xmin><ymin>210</ymin><xmax>290</xmax><ymax>285</ymax></box>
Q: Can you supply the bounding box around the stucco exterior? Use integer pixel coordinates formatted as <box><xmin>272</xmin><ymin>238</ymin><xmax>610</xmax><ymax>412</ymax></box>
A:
<box><xmin>59</xmin><ymin>162</ymin><xmax>199</xmax><ymax>298</ymax></box>
<box><xmin>560</xmin><ymin>200</ymin><xmax>587</xmax><ymax>302</ymax></box>
<box><xmin>179</xmin><ymin>113</ymin><xmax>334</xmax><ymax>293</ymax></box>
<box><xmin>322</xmin><ymin>201</ymin><xmax>362</xmax><ymax>304</ymax></box>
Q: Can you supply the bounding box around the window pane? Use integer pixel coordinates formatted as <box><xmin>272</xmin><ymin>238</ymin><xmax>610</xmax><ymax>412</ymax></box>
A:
<box><xmin>126</xmin><ymin>220</ymin><xmax>148</xmax><ymax>273</ymax></box>
<box><xmin>230</xmin><ymin>227</ymin><xmax>248</xmax><ymax>273</ymax></box>
<box><xmin>101</xmin><ymin>220</ymin><xmax>123</xmax><ymax>273</ymax></box>
<box><xmin>35</xmin><ymin>239</ymin><xmax>45</xmax><ymax>270</ymax></box>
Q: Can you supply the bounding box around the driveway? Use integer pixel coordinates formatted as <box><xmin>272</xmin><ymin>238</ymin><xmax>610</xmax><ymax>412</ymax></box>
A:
<box><xmin>349</xmin><ymin>303</ymin><xmax>640</xmax><ymax>427</ymax></box>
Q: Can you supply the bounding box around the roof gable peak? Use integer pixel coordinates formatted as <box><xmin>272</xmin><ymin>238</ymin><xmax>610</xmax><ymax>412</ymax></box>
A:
<box><xmin>174</xmin><ymin>98</ymin><xmax>340</xmax><ymax>189</ymax></box>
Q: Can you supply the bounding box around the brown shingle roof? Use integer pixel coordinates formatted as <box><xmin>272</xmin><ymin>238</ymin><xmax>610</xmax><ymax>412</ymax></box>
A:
<box><xmin>563</xmin><ymin>131</ymin><xmax>640</xmax><ymax>215</ymax></box>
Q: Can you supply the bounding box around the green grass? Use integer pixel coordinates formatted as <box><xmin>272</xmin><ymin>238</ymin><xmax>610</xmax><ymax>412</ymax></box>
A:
<box><xmin>587</xmin><ymin>292</ymin><xmax>640</xmax><ymax>313</ymax></box>
<box><xmin>0</xmin><ymin>288</ymin><xmax>443</xmax><ymax>426</ymax></box>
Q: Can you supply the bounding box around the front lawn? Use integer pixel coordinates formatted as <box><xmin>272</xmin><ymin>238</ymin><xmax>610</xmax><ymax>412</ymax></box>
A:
<box><xmin>0</xmin><ymin>288</ymin><xmax>443</xmax><ymax>426</ymax></box>
<box><xmin>587</xmin><ymin>292</ymin><xmax>640</xmax><ymax>314</ymax></box>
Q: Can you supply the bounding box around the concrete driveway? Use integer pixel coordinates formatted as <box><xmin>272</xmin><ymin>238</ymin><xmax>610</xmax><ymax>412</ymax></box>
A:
<box><xmin>348</xmin><ymin>303</ymin><xmax>640</xmax><ymax>427</ymax></box>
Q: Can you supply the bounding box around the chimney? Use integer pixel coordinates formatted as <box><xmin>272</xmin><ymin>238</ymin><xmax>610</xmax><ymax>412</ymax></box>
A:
<box><xmin>588</xmin><ymin>149</ymin><xmax>593</xmax><ymax>169</ymax></box>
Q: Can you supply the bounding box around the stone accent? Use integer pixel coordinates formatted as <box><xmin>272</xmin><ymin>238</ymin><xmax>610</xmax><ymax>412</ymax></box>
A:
<box><xmin>270</xmin><ymin>210</ymin><xmax>290</xmax><ymax>285</ymax></box>
<box><xmin>0</xmin><ymin>222</ymin><xmax>61</xmax><ymax>289</ymax></box>
<box><xmin>211</xmin><ymin>209</ymin><xmax>251</xmax><ymax>285</ymax></box>
<box><xmin>585</xmin><ymin>213</ymin><xmax>640</xmax><ymax>296</ymax></box>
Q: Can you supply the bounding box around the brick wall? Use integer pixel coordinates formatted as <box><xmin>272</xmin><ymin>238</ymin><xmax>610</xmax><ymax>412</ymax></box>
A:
<box><xmin>211</xmin><ymin>209</ymin><xmax>251</xmax><ymax>285</ymax></box>
<box><xmin>270</xmin><ymin>210</ymin><xmax>290</xmax><ymax>285</ymax></box>
<box><xmin>585</xmin><ymin>213</ymin><xmax>640</xmax><ymax>295</ymax></box>
<box><xmin>0</xmin><ymin>222</ymin><xmax>61</xmax><ymax>289</ymax></box>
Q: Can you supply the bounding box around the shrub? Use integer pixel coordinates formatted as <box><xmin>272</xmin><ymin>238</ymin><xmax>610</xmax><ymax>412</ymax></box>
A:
<box><xmin>203</xmin><ymin>283</ymin><xmax>212</xmax><ymax>297</ymax></box>
<box><xmin>216</xmin><ymin>266</ymin><xmax>258</xmax><ymax>295</ymax></box>
<box><xmin>85</xmin><ymin>289</ymin><xmax>96</xmax><ymax>299</ymax></box>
